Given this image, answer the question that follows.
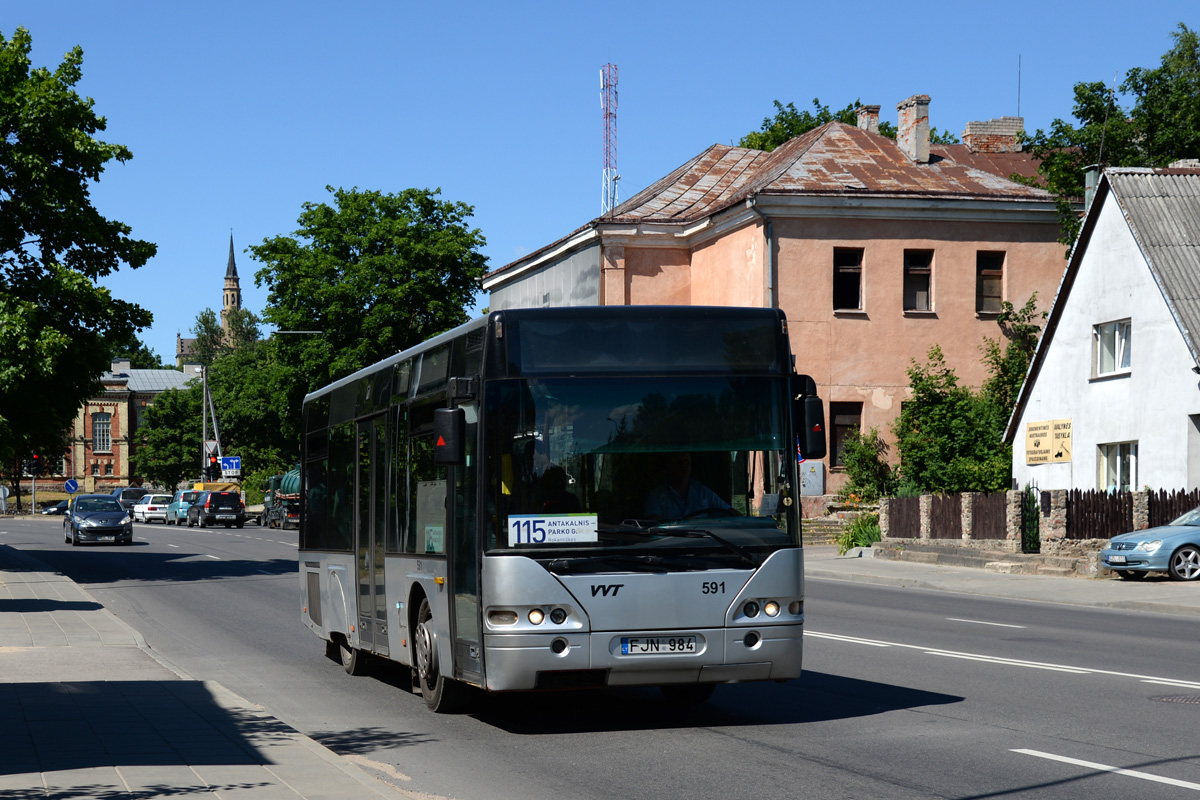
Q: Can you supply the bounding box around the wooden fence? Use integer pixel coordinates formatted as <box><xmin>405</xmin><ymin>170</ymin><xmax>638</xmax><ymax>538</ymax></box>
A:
<box><xmin>1065</xmin><ymin>490</ymin><xmax>1133</xmax><ymax>540</ymax></box>
<box><xmin>889</xmin><ymin>496</ymin><xmax>921</xmax><ymax>538</ymax></box>
<box><xmin>930</xmin><ymin>495</ymin><xmax>962</xmax><ymax>539</ymax></box>
<box><xmin>973</xmin><ymin>492</ymin><xmax>1009</xmax><ymax>540</ymax></box>
<box><xmin>1148</xmin><ymin>488</ymin><xmax>1200</xmax><ymax>528</ymax></box>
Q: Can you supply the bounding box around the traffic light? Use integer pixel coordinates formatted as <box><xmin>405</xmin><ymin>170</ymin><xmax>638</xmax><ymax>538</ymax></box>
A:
<box><xmin>207</xmin><ymin>456</ymin><xmax>220</xmax><ymax>481</ymax></box>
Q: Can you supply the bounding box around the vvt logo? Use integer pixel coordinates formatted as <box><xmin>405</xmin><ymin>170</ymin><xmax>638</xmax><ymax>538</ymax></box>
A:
<box><xmin>590</xmin><ymin>584</ymin><xmax>625</xmax><ymax>597</ymax></box>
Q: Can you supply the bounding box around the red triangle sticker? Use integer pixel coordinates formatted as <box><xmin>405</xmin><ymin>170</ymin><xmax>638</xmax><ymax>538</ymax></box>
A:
<box><xmin>436</xmin><ymin>436</ymin><xmax>447</xmax><ymax>447</ymax></box>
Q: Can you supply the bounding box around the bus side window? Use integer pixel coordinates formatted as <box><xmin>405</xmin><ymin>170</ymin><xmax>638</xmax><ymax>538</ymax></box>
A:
<box><xmin>388</xmin><ymin>407</ymin><xmax>406</xmax><ymax>553</ymax></box>
<box><xmin>409</xmin><ymin>435</ymin><xmax>446</xmax><ymax>554</ymax></box>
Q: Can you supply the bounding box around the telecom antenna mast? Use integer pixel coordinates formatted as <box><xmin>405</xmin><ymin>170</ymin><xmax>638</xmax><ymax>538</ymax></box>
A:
<box><xmin>601</xmin><ymin>63</ymin><xmax>619</xmax><ymax>215</ymax></box>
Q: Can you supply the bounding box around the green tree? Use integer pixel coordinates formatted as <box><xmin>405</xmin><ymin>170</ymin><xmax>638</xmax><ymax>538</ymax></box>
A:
<box><xmin>250</xmin><ymin>185</ymin><xmax>487</xmax><ymax>443</ymax></box>
<box><xmin>739</xmin><ymin>98</ymin><xmax>957</xmax><ymax>152</ymax></box>
<box><xmin>892</xmin><ymin>346</ymin><xmax>1010</xmax><ymax>494</ymax></box>
<box><xmin>0</xmin><ymin>28</ymin><xmax>155</xmax><ymax>470</ymax></box>
<box><xmin>1022</xmin><ymin>23</ymin><xmax>1200</xmax><ymax>246</ymax></box>
<box><xmin>980</xmin><ymin>294</ymin><xmax>1047</xmax><ymax>422</ymax></box>
<box><xmin>189</xmin><ymin>307</ymin><xmax>262</xmax><ymax>366</ymax></box>
<box><xmin>130</xmin><ymin>383</ymin><xmax>203</xmax><ymax>489</ymax></box>
<box><xmin>838</xmin><ymin>426</ymin><xmax>897</xmax><ymax>502</ymax></box>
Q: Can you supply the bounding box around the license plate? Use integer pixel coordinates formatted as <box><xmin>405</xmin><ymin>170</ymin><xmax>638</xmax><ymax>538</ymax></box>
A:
<box><xmin>1109</xmin><ymin>555</ymin><xmax>1127</xmax><ymax>564</ymax></box>
<box><xmin>620</xmin><ymin>635</ymin><xmax>697</xmax><ymax>655</ymax></box>
<box><xmin>99</xmin><ymin>536</ymin><xmax>114</xmax><ymax>542</ymax></box>
<box><xmin>216</xmin><ymin>514</ymin><xmax>235</xmax><ymax>520</ymax></box>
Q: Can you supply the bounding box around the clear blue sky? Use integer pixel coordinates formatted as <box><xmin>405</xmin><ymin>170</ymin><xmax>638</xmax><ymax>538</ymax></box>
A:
<box><xmin>10</xmin><ymin>1</ymin><xmax>1195</xmax><ymax>363</ymax></box>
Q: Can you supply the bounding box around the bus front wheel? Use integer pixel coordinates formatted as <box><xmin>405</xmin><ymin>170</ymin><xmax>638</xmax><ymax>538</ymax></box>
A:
<box><xmin>414</xmin><ymin>597</ymin><xmax>469</xmax><ymax>712</ymax></box>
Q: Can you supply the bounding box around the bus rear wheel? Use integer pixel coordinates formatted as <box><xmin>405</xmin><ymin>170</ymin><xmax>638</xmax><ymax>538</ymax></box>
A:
<box><xmin>414</xmin><ymin>597</ymin><xmax>469</xmax><ymax>713</ymax></box>
<box><xmin>337</xmin><ymin>635</ymin><xmax>369</xmax><ymax>676</ymax></box>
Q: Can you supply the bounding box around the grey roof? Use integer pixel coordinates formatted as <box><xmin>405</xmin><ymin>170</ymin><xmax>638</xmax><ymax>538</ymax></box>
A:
<box><xmin>1004</xmin><ymin>167</ymin><xmax>1200</xmax><ymax>442</ymax></box>
<box><xmin>1108</xmin><ymin>168</ymin><xmax>1200</xmax><ymax>362</ymax></box>
<box><xmin>226</xmin><ymin>234</ymin><xmax>238</xmax><ymax>279</ymax></box>
<box><xmin>103</xmin><ymin>368</ymin><xmax>195</xmax><ymax>393</ymax></box>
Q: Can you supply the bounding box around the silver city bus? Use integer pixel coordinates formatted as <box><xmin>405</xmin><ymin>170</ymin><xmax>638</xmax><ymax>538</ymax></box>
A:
<box><xmin>299</xmin><ymin>306</ymin><xmax>826</xmax><ymax>711</ymax></box>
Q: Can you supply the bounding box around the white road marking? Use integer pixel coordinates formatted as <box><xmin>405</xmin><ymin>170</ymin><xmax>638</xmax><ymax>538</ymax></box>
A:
<box><xmin>928</xmin><ymin>652</ymin><xmax>1088</xmax><ymax>674</ymax></box>
<box><xmin>806</xmin><ymin>630</ymin><xmax>1198</xmax><ymax>685</ymax></box>
<box><xmin>947</xmin><ymin>617</ymin><xmax>1026</xmax><ymax>628</ymax></box>
<box><xmin>206</xmin><ymin>555</ymin><xmax>220</xmax><ymax>560</ymax></box>
<box><xmin>167</xmin><ymin>544</ymin><xmax>179</xmax><ymax>548</ymax></box>
<box><xmin>1012</xmin><ymin>749</ymin><xmax>1200</xmax><ymax>791</ymax></box>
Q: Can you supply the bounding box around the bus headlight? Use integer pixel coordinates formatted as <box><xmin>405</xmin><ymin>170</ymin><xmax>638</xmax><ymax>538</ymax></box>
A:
<box><xmin>549</xmin><ymin>608</ymin><xmax>567</xmax><ymax>624</ymax></box>
<box><xmin>528</xmin><ymin>608</ymin><xmax>546</xmax><ymax>625</ymax></box>
<box><xmin>743</xmin><ymin>601</ymin><xmax>760</xmax><ymax>618</ymax></box>
<box><xmin>487</xmin><ymin>610</ymin><xmax>518</xmax><ymax>626</ymax></box>
<box><xmin>763</xmin><ymin>601</ymin><xmax>780</xmax><ymax>617</ymax></box>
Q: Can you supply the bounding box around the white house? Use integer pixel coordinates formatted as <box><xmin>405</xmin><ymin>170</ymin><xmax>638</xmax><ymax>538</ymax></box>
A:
<box><xmin>1007</xmin><ymin>167</ymin><xmax>1200</xmax><ymax>492</ymax></box>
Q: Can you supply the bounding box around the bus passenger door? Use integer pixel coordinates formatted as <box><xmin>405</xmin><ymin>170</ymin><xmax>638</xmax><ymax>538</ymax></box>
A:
<box><xmin>356</xmin><ymin>415</ymin><xmax>389</xmax><ymax>656</ymax></box>
<box><xmin>451</xmin><ymin>404</ymin><xmax>481</xmax><ymax>683</ymax></box>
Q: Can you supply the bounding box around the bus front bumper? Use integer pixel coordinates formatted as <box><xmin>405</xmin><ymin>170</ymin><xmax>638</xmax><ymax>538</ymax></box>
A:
<box><xmin>483</xmin><ymin>624</ymin><xmax>803</xmax><ymax>693</ymax></box>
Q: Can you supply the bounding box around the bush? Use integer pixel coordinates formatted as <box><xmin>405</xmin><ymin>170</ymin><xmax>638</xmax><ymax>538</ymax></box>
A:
<box><xmin>839</xmin><ymin>427</ymin><xmax>897</xmax><ymax>503</ymax></box>
<box><xmin>837</xmin><ymin>512</ymin><xmax>881</xmax><ymax>554</ymax></box>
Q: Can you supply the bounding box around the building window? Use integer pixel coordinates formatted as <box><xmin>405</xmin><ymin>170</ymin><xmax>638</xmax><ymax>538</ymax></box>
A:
<box><xmin>104</xmin><ymin>463</ymin><xmax>113</xmax><ymax>476</ymax></box>
<box><xmin>833</xmin><ymin>248</ymin><xmax>863</xmax><ymax>311</ymax></box>
<box><xmin>92</xmin><ymin>412</ymin><xmax>112</xmax><ymax>453</ymax></box>
<box><xmin>976</xmin><ymin>251</ymin><xmax>1004</xmax><ymax>314</ymax></box>
<box><xmin>903</xmin><ymin>250</ymin><xmax>932</xmax><ymax>312</ymax></box>
<box><xmin>1094</xmin><ymin>319</ymin><xmax>1132</xmax><ymax>376</ymax></box>
<box><xmin>1098</xmin><ymin>442</ymin><xmax>1137</xmax><ymax>492</ymax></box>
<box><xmin>91</xmin><ymin>463</ymin><xmax>99</xmax><ymax>476</ymax></box>
<box><xmin>829</xmin><ymin>402</ymin><xmax>863</xmax><ymax>468</ymax></box>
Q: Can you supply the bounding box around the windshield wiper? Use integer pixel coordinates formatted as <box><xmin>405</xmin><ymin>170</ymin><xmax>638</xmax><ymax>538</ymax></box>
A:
<box><xmin>646</xmin><ymin>527</ymin><xmax>760</xmax><ymax>567</ymax></box>
<box><xmin>545</xmin><ymin>553</ymin><xmax>668</xmax><ymax>574</ymax></box>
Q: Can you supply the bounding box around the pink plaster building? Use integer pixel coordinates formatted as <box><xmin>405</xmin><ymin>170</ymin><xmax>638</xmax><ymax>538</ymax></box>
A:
<box><xmin>484</xmin><ymin>97</ymin><xmax>1070</xmax><ymax>491</ymax></box>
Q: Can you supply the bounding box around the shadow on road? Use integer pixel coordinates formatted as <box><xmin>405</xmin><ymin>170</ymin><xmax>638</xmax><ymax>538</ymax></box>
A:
<box><xmin>473</xmin><ymin>670</ymin><xmax>962</xmax><ymax>734</ymax></box>
<box><xmin>3</xmin><ymin>545</ymin><xmax>295</xmax><ymax>586</ymax></box>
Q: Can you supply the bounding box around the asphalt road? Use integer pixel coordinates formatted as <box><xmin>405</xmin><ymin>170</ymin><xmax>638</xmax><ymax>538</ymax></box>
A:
<box><xmin>5</xmin><ymin>517</ymin><xmax>1200</xmax><ymax>799</ymax></box>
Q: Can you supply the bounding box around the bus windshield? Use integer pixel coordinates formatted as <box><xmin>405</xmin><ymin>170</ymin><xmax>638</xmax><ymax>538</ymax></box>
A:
<box><xmin>484</xmin><ymin>376</ymin><xmax>796</xmax><ymax>570</ymax></box>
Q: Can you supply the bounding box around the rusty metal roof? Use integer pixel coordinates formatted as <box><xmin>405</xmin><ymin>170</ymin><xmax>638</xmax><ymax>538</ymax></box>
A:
<box><xmin>607</xmin><ymin>122</ymin><xmax>1052</xmax><ymax>225</ymax></box>
<box><xmin>488</xmin><ymin>121</ymin><xmax>1055</xmax><ymax>281</ymax></box>
<box><xmin>930</xmin><ymin>143</ymin><xmax>1045</xmax><ymax>185</ymax></box>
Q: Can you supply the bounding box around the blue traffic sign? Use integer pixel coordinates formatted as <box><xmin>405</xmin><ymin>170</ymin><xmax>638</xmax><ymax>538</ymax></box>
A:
<box><xmin>220</xmin><ymin>456</ymin><xmax>241</xmax><ymax>472</ymax></box>
<box><xmin>64</xmin><ymin>479</ymin><xmax>79</xmax><ymax>494</ymax></box>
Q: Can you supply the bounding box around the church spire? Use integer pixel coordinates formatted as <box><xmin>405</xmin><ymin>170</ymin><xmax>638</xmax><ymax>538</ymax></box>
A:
<box><xmin>221</xmin><ymin>233</ymin><xmax>242</xmax><ymax>336</ymax></box>
<box><xmin>226</xmin><ymin>233</ymin><xmax>238</xmax><ymax>278</ymax></box>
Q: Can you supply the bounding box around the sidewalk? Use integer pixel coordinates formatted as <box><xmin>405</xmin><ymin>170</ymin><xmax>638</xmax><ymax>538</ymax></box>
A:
<box><xmin>805</xmin><ymin>544</ymin><xmax>1200</xmax><ymax>618</ymax></box>
<box><xmin>0</xmin><ymin>543</ymin><xmax>409</xmax><ymax>799</ymax></box>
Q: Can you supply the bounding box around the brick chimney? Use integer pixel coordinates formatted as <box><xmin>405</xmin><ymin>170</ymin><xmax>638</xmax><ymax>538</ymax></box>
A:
<box><xmin>962</xmin><ymin>116</ymin><xmax>1024</xmax><ymax>153</ymax></box>
<box><xmin>896</xmin><ymin>95</ymin><xmax>931</xmax><ymax>163</ymax></box>
<box><xmin>855</xmin><ymin>105</ymin><xmax>880</xmax><ymax>134</ymax></box>
<box><xmin>110</xmin><ymin>358</ymin><xmax>131</xmax><ymax>374</ymax></box>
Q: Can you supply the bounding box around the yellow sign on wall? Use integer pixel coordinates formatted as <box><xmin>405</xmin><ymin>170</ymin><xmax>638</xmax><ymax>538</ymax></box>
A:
<box><xmin>1026</xmin><ymin>419</ymin><xmax>1072</xmax><ymax>465</ymax></box>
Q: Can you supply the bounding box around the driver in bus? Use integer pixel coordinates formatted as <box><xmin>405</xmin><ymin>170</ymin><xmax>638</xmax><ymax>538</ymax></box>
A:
<box><xmin>643</xmin><ymin>452</ymin><xmax>731</xmax><ymax>520</ymax></box>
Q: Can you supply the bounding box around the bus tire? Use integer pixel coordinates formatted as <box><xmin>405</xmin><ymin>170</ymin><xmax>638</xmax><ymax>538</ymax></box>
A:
<box><xmin>660</xmin><ymin>683</ymin><xmax>717</xmax><ymax>704</ymax></box>
<box><xmin>338</xmin><ymin>636</ymin><xmax>369</xmax><ymax>676</ymax></box>
<box><xmin>414</xmin><ymin>596</ymin><xmax>469</xmax><ymax>712</ymax></box>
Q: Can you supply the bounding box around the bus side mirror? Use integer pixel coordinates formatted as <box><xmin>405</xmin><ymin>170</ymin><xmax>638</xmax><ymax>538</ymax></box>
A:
<box><xmin>433</xmin><ymin>407</ymin><xmax>466</xmax><ymax>466</ymax></box>
<box><xmin>792</xmin><ymin>375</ymin><xmax>827</xmax><ymax>460</ymax></box>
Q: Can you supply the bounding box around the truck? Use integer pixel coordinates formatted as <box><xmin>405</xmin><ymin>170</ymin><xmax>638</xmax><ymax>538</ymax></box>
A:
<box><xmin>262</xmin><ymin>467</ymin><xmax>300</xmax><ymax>530</ymax></box>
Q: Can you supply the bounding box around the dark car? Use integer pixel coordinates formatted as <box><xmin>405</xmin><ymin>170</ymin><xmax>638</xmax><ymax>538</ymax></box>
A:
<box><xmin>110</xmin><ymin>487</ymin><xmax>150</xmax><ymax>511</ymax></box>
<box><xmin>41</xmin><ymin>500</ymin><xmax>69</xmax><ymax>515</ymax></box>
<box><xmin>187</xmin><ymin>490</ymin><xmax>246</xmax><ymax>529</ymax></box>
<box><xmin>63</xmin><ymin>494</ymin><xmax>133</xmax><ymax>546</ymax></box>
